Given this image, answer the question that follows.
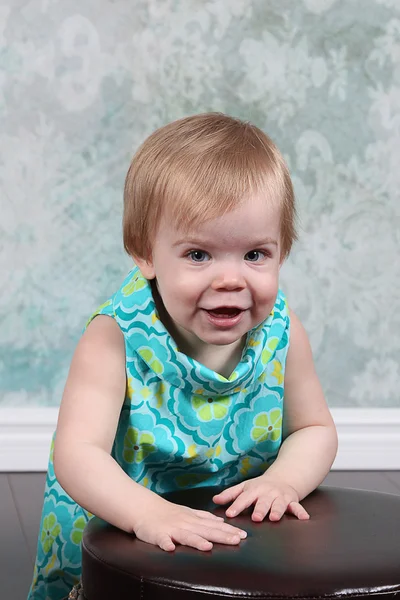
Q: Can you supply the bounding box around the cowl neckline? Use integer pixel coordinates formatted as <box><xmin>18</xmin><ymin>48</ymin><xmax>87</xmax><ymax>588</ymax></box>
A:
<box><xmin>112</xmin><ymin>267</ymin><xmax>289</xmax><ymax>397</ymax></box>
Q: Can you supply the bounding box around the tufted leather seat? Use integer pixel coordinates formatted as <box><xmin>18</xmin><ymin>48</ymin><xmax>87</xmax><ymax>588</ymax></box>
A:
<box><xmin>78</xmin><ymin>485</ymin><xmax>400</xmax><ymax>599</ymax></box>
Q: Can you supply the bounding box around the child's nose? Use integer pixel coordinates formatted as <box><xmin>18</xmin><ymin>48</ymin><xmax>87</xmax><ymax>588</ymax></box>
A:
<box><xmin>211</xmin><ymin>267</ymin><xmax>246</xmax><ymax>291</ymax></box>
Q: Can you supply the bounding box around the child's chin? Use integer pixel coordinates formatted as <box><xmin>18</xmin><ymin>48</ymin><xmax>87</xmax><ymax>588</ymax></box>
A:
<box><xmin>199</xmin><ymin>331</ymin><xmax>245</xmax><ymax>346</ymax></box>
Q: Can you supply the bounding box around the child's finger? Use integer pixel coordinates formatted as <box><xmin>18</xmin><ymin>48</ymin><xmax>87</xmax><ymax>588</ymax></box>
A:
<box><xmin>212</xmin><ymin>482</ymin><xmax>244</xmax><ymax>505</ymax></box>
<box><xmin>251</xmin><ymin>498</ymin><xmax>272</xmax><ymax>522</ymax></box>
<box><xmin>192</xmin><ymin>518</ymin><xmax>247</xmax><ymax>538</ymax></box>
<box><xmin>157</xmin><ymin>534</ymin><xmax>176</xmax><ymax>552</ymax></box>
<box><xmin>268</xmin><ymin>497</ymin><xmax>287</xmax><ymax>521</ymax></box>
<box><xmin>171</xmin><ymin>530</ymin><xmax>213</xmax><ymax>552</ymax></box>
<box><xmin>194</xmin><ymin>526</ymin><xmax>243</xmax><ymax>546</ymax></box>
<box><xmin>287</xmin><ymin>501</ymin><xmax>310</xmax><ymax>520</ymax></box>
<box><xmin>225</xmin><ymin>492</ymin><xmax>255</xmax><ymax>518</ymax></box>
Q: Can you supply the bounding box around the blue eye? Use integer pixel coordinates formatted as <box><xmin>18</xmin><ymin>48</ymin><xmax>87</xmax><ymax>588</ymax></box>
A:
<box><xmin>245</xmin><ymin>250</ymin><xmax>266</xmax><ymax>262</ymax></box>
<box><xmin>188</xmin><ymin>250</ymin><xmax>210</xmax><ymax>262</ymax></box>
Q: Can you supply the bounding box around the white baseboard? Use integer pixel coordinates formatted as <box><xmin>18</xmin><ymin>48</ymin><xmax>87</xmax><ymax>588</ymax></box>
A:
<box><xmin>0</xmin><ymin>408</ymin><xmax>399</xmax><ymax>471</ymax></box>
<box><xmin>0</xmin><ymin>408</ymin><xmax>59</xmax><ymax>472</ymax></box>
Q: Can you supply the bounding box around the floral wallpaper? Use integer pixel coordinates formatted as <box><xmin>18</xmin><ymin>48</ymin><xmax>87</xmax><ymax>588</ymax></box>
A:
<box><xmin>1</xmin><ymin>0</ymin><xmax>399</xmax><ymax>408</ymax></box>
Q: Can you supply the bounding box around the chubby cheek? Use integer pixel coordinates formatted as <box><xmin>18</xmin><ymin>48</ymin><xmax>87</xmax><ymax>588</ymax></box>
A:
<box><xmin>174</xmin><ymin>282</ymin><xmax>201</xmax><ymax>315</ymax></box>
<box><xmin>253</xmin><ymin>281</ymin><xmax>279</xmax><ymax>319</ymax></box>
<box><xmin>159</xmin><ymin>277</ymin><xmax>200</xmax><ymax>317</ymax></box>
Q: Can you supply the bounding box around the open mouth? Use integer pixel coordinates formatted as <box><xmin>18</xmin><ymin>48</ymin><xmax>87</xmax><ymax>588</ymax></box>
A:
<box><xmin>207</xmin><ymin>307</ymin><xmax>242</xmax><ymax>318</ymax></box>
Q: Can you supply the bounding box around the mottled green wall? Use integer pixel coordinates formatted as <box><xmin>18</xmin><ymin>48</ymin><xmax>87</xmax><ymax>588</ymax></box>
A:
<box><xmin>1</xmin><ymin>0</ymin><xmax>399</xmax><ymax>407</ymax></box>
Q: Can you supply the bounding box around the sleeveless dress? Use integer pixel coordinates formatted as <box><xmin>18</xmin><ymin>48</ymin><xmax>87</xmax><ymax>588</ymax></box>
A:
<box><xmin>28</xmin><ymin>266</ymin><xmax>290</xmax><ymax>600</ymax></box>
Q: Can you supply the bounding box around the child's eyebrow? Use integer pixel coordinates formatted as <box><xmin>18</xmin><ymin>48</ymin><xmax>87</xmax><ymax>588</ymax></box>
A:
<box><xmin>248</xmin><ymin>238</ymin><xmax>278</xmax><ymax>247</ymax></box>
<box><xmin>173</xmin><ymin>237</ymin><xmax>278</xmax><ymax>248</ymax></box>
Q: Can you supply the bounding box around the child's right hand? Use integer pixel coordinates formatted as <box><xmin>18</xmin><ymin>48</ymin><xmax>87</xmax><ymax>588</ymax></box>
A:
<box><xmin>133</xmin><ymin>497</ymin><xmax>248</xmax><ymax>552</ymax></box>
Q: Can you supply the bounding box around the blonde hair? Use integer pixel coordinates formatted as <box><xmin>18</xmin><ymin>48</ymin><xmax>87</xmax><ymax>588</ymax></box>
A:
<box><xmin>123</xmin><ymin>112</ymin><xmax>297</xmax><ymax>261</ymax></box>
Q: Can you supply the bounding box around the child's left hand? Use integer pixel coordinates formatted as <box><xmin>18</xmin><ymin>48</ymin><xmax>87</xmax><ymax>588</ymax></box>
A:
<box><xmin>212</xmin><ymin>475</ymin><xmax>310</xmax><ymax>522</ymax></box>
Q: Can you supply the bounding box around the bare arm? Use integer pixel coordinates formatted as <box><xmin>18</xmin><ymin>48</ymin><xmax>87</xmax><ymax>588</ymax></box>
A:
<box><xmin>265</xmin><ymin>309</ymin><xmax>338</xmax><ymax>499</ymax></box>
<box><xmin>54</xmin><ymin>315</ymin><xmax>160</xmax><ymax>532</ymax></box>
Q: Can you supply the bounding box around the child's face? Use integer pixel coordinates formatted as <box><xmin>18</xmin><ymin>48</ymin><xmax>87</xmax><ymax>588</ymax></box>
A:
<box><xmin>137</xmin><ymin>193</ymin><xmax>282</xmax><ymax>353</ymax></box>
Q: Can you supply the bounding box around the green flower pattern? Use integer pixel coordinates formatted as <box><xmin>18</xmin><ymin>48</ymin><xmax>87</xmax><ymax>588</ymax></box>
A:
<box><xmin>191</xmin><ymin>395</ymin><xmax>231</xmax><ymax>421</ymax></box>
<box><xmin>123</xmin><ymin>426</ymin><xmax>157</xmax><ymax>463</ymax></box>
<box><xmin>71</xmin><ymin>517</ymin><xmax>86</xmax><ymax>545</ymax></box>
<box><xmin>138</xmin><ymin>347</ymin><xmax>163</xmax><ymax>374</ymax></box>
<box><xmin>40</xmin><ymin>513</ymin><xmax>61</xmax><ymax>554</ymax></box>
<box><xmin>122</xmin><ymin>273</ymin><xmax>146</xmax><ymax>296</ymax></box>
<box><xmin>251</xmin><ymin>408</ymin><xmax>282</xmax><ymax>443</ymax></box>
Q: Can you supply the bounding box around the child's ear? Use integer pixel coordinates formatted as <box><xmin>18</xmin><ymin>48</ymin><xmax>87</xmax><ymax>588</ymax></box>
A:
<box><xmin>132</xmin><ymin>255</ymin><xmax>156</xmax><ymax>280</ymax></box>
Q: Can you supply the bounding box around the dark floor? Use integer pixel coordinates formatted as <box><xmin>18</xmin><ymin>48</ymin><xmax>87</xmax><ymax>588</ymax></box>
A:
<box><xmin>2</xmin><ymin>471</ymin><xmax>400</xmax><ymax>599</ymax></box>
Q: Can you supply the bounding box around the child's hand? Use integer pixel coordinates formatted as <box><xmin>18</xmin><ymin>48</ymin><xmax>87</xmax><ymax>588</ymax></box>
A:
<box><xmin>133</xmin><ymin>497</ymin><xmax>248</xmax><ymax>552</ymax></box>
<box><xmin>212</xmin><ymin>475</ymin><xmax>310</xmax><ymax>522</ymax></box>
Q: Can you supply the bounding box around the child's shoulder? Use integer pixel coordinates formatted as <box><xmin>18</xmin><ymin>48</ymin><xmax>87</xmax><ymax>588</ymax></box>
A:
<box><xmin>85</xmin><ymin>267</ymin><xmax>149</xmax><ymax>329</ymax></box>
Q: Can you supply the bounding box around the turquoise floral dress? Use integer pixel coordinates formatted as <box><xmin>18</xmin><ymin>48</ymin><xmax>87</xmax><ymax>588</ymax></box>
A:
<box><xmin>28</xmin><ymin>266</ymin><xmax>290</xmax><ymax>600</ymax></box>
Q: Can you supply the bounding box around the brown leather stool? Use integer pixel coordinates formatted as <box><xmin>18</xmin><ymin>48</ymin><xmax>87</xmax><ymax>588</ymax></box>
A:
<box><xmin>78</xmin><ymin>485</ymin><xmax>400</xmax><ymax>599</ymax></box>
